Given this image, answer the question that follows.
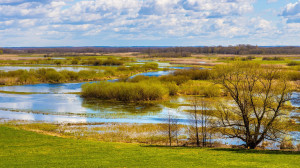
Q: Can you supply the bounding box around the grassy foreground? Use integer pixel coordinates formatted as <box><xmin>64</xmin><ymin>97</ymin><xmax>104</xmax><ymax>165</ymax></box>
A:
<box><xmin>0</xmin><ymin>126</ymin><xmax>299</xmax><ymax>168</ymax></box>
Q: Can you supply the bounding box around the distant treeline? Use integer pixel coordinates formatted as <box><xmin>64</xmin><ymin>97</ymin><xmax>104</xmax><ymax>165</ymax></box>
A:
<box><xmin>1</xmin><ymin>45</ymin><xmax>300</xmax><ymax>55</ymax></box>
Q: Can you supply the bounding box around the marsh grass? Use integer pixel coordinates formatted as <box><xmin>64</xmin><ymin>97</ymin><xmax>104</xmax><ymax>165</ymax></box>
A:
<box><xmin>0</xmin><ymin>63</ymin><xmax>157</xmax><ymax>85</ymax></box>
<box><xmin>81</xmin><ymin>81</ymin><xmax>169</xmax><ymax>102</ymax></box>
<box><xmin>179</xmin><ymin>80</ymin><xmax>222</xmax><ymax>97</ymax></box>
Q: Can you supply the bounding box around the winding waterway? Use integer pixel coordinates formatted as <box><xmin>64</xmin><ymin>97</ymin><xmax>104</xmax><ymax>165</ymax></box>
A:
<box><xmin>0</xmin><ymin>68</ymin><xmax>299</xmax><ymax>148</ymax></box>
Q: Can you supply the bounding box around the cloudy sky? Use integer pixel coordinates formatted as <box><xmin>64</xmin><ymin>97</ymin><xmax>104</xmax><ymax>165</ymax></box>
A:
<box><xmin>0</xmin><ymin>0</ymin><xmax>300</xmax><ymax>47</ymax></box>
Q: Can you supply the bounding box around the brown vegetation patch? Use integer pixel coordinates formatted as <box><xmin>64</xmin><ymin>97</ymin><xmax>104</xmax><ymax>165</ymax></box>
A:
<box><xmin>0</xmin><ymin>54</ymin><xmax>45</xmax><ymax>60</ymax></box>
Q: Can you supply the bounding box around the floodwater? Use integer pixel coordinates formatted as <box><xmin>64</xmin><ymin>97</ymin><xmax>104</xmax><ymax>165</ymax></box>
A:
<box><xmin>0</xmin><ymin>70</ymin><xmax>187</xmax><ymax>124</ymax></box>
<box><xmin>0</xmin><ymin>69</ymin><xmax>299</xmax><ymax>147</ymax></box>
<box><xmin>0</xmin><ymin>93</ymin><xmax>191</xmax><ymax>124</ymax></box>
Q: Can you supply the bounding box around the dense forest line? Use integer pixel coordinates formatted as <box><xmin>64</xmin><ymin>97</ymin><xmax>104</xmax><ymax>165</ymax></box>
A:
<box><xmin>1</xmin><ymin>45</ymin><xmax>300</xmax><ymax>55</ymax></box>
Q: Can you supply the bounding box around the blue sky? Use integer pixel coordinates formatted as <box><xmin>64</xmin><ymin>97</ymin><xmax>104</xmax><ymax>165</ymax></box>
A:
<box><xmin>0</xmin><ymin>0</ymin><xmax>300</xmax><ymax>47</ymax></box>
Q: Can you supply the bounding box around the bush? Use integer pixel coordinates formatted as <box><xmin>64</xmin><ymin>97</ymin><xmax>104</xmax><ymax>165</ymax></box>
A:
<box><xmin>129</xmin><ymin>75</ymin><xmax>151</xmax><ymax>82</ymax></box>
<box><xmin>164</xmin><ymin>82</ymin><xmax>179</xmax><ymax>96</ymax></box>
<box><xmin>287</xmin><ymin>61</ymin><xmax>300</xmax><ymax>66</ymax></box>
<box><xmin>262</xmin><ymin>57</ymin><xmax>284</xmax><ymax>61</ymax></box>
<box><xmin>241</xmin><ymin>56</ymin><xmax>256</xmax><ymax>61</ymax></box>
<box><xmin>45</xmin><ymin>70</ymin><xmax>65</xmax><ymax>83</ymax></box>
<box><xmin>60</xmin><ymin>70</ymin><xmax>79</xmax><ymax>81</ymax></box>
<box><xmin>142</xmin><ymin>62</ymin><xmax>159</xmax><ymax>70</ymax></box>
<box><xmin>81</xmin><ymin>81</ymin><xmax>169</xmax><ymax>102</ymax></box>
<box><xmin>280</xmin><ymin>137</ymin><xmax>295</xmax><ymax>150</ymax></box>
<box><xmin>54</xmin><ymin>60</ymin><xmax>62</xmax><ymax>65</ymax></box>
<box><xmin>180</xmin><ymin>81</ymin><xmax>221</xmax><ymax>97</ymax></box>
<box><xmin>103</xmin><ymin>57</ymin><xmax>123</xmax><ymax>66</ymax></box>
<box><xmin>159</xmin><ymin>75</ymin><xmax>190</xmax><ymax>85</ymax></box>
<box><xmin>71</xmin><ymin>59</ymin><xmax>79</xmax><ymax>65</ymax></box>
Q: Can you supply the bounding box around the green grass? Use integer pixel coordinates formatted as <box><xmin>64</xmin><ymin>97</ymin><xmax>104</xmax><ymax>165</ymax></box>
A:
<box><xmin>0</xmin><ymin>126</ymin><xmax>299</xmax><ymax>168</ymax></box>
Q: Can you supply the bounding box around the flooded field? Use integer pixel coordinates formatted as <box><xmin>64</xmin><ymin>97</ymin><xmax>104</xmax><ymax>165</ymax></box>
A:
<box><xmin>0</xmin><ymin>66</ymin><xmax>299</xmax><ymax>149</ymax></box>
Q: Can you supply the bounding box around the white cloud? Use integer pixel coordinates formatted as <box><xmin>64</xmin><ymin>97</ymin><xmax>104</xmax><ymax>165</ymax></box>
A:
<box><xmin>0</xmin><ymin>0</ymin><xmax>298</xmax><ymax>46</ymax></box>
<box><xmin>281</xmin><ymin>0</ymin><xmax>300</xmax><ymax>23</ymax></box>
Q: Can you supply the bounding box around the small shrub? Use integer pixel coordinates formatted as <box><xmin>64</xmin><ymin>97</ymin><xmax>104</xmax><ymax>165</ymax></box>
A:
<box><xmin>180</xmin><ymin>80</ymin><xmax>221</xmax><ymax>97</ymax></box>
<box><xmin>130</xmin><ymin>75</ymin><xmax>151</xmax><ymax>82</ymax></box>
<box><xmin>142</xmin><ymin>62</ymin><xmax>159</xmax><ymax>70</ymax></box>
<box><xmin>103</xmin><ymin>58</ymin><xmax>123</xmax><ymax>66</ymax></box>
<box><xmin>280</xmin><ymin>137</ymin><xmax>295</xmax><ymax>150</ymax></box>
<box><xmin>164</xmin><ymin>82</ymin><xmax>179</xmax><ymax>96</ymax></box>
<box><xmin>262</xmin><ymin>57</ymin><xmax>284</xmax><ymax>61</ymax></box>
<box><xmin>71</xmin><ymin>59</ymin><xmax>79</xmax><ymax>65</ymax></box>
<box><xmin>287</xmin><ymin>61</ymin><xmax>300</xmax><ymax>66</ymax></box>
<box><xmin>160</xmin><ymin>75</ymin><xmax>189</xmax><ymax>85</ymax></box>
<box><xmin>54</xmin><ymin>60</ymin><xmax>62</xmax><ymax>65</ymax></box>
<box><xmin>45</xmin><ymin>70</ymin><xmax>65</xmax><ymax>83</ymax></box>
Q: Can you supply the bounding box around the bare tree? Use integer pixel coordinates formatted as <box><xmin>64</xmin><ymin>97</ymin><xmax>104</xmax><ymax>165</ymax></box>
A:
<box><xmin>166</xmin><ymin>109</ymin><xmax>180</xmax><ymax>146</ymax></box>
<box><xmin>214</xmin><ymin>62</ymin><xmax>292</xmax><ymax>149</ymax></box>
<box><xmin>190</xmin><ymin>97</ymin><xmax>200</xmax><ymax>147</ymax></box>
<box><xmin>200</xmin><ymin>99</ymin><xmax>212</xmax><ymax>147</ymax></box>
<box><xmin>167</xmin><ymin>111</ymin><xmax>172</xmax><ymax>146</ymax></box>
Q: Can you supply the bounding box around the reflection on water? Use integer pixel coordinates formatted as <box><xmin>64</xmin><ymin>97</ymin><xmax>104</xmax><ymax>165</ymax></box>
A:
<box><xmin>169</xmin><ymin>67</ymin><xmax>192</xmax><ymax>70</ymax></box>
<box><xmin>0</xmin><ymin>93</ymin><xmax>191</xmax><ymax>124</ymax></box>
<box><xmin>130</xmin><ymin>71</ymin><xmax>173</xmax><ymax>78</ymax></box>
<box><xmin>291</xmin><ymin>92</ymin><xmax>300</xmax><ymax>107</ymax></box>
<box><xmin>82</xmin><ymin>99</ymin><xmax>163</xmax><ymax>114</ymax></box>
<box><xmin>0</xmin><ymin>83</ymin><xmax>87</xmax><ymax>93</ymax></box>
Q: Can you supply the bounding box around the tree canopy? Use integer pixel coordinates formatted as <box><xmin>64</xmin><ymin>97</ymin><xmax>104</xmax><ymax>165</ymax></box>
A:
<box><xmin>214</xmin><ymin>62</ymin><xmax>293</xmax><ymax>149</ymax></box>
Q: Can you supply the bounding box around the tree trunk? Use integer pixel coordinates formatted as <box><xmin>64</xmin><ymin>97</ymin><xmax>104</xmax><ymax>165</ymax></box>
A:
<box><xmin>168</xmin><ymin>115</ymin><xmax>172</xmax><ymax>146</ymax></box>
<box><xmin>246</xmin><ymin>142</ymin><xmax>257</xmax><ymax>149</ymax></box>
<box><xmin>195</xmin><ymin>110</ymin><xmax>200</xmax><ymax>147</ymax></box>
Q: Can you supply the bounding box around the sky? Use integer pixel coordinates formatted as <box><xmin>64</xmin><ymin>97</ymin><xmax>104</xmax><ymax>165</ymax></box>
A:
<box><xmin>0</xmin><ymin>0</ymin><xmax>300</xmax><ymax>47</ymax></box>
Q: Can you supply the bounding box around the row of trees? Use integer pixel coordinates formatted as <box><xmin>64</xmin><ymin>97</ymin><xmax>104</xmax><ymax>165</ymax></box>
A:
<box><xmin>165</xmin><ymin>63</ymin><xmax>293</xmax><ymax>149</ymax></box>
<box><xmin>2</xmin><ymin>45</ymin><xmax>300</xmax><ymax>55</ymax></box>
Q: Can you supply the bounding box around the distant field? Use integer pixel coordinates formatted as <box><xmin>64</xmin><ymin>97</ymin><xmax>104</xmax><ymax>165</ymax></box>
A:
<box><xmin>0</xmin><ymin>126</ymin><xmax>299</xmax><ymax>168</ymax></box>
<box><xmin>0</xmin><ymin>54</ymin><xmax>45</xmax><ymax>60</ymax></box>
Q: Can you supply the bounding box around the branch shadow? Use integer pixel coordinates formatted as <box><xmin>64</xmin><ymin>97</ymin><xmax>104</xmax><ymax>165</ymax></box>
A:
<box><xmin>141</xmin><ymin>145</ymin><xmax>300</xmax><ymax>155</ymax></box>
<box><xmin>210</xmin><ymin>148</ymin><xmax>300</xmax><ymax>155</ymax></box>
